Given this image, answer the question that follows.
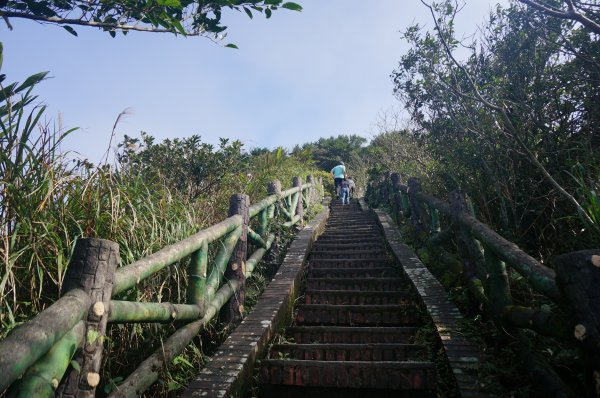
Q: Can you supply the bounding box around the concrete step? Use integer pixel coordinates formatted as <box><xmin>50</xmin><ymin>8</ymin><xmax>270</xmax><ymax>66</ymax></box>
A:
<box><xmin>310</xmin><ymin>250</ymin><xmax>386</xmax><ymax>260</ymax></box>
<box><xmin>286</xmin><ymin>326</ymin><xmax>420</xmax><ymax>344</ymax></box>
<box><xmin>259</xmin><ymin>359</ymin><xmax>436</xmax><ymax>392</ymax></box>
<box><xmin>295</xmin><ymin>304</ymin><xmax>421</xmax><ymax>326</ymax></box>
<box><xmin>308</xmin><ymin>258</ymin><xmax>392</xmax><ymax>268</ymax></box>
<box><xmin>305</xmin><ymin>277</ymin><xmax>407</xmax><ymax>291</ymax></box>
<box><xmin>269</xmin><ymin>343</ymin><xmax>428</xmax><ymax>361</ymax></box>
<box><xmin>315</xmin><ymin>236</ymin><xmax>383</xmax><ymax>245</ymax></box>
<box><xmin>307</xmin><ymin>267</ymin><xmax>399</xmax><ymax>278</ymax></box>
<box><xmin>312</xmin><ymin>242</ymin><xmax>385</xmax><ymax>251</ymax></box>
<box><xmin>304</xmin><ymin>290</ymin><xmax>413</xmax><ymax>305</ymax></box>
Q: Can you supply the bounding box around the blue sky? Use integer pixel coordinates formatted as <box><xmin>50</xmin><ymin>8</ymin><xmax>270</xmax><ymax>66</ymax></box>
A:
<box><xmin>2</xmin><ymin>0</ymin><xmax>507</xmax><ymax>163</ymax></box>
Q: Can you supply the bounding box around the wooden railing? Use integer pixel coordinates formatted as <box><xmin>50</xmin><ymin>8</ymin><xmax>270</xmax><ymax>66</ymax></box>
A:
<box><xmin>0</xmin><ymin>176</ymin><xmax>323</xmax><ymax>398</ymax></box>
<box><xmin>367</xmin><ymin>172</ymin><xmax>600</xmax><ymax>397</ymax></box>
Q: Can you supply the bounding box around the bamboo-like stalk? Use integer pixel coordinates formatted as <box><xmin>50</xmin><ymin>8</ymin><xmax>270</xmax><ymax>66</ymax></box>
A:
<box><xmin>205</xmin><ymin>226</ymin><xmax>243</xmax><ymax>304</ymax></box>
<box><xmin>0</xmin><ymin>289</ymin><xmax>90</xmax><ymax>392</ymax></box>
<box><xmin>108</xmin><ymin>301</ymin><xmax>201</xmax><ymax>323</ymax></box>
<box><xmin>283</xmin><ymin>215</ymin><xmax>302</xmax><ymax>228</ymax></box>
<box><xmin>247</xmin><ymin>227</ymin><xmax>267</xmax><ymax>249</ymax></box>
<box><xmin>108</xmin><ymin>280</ymin><xmax>240</xmax><ymax>398</ymax></box>
<box><xmin>113</xmin><ymin>215</ymin><xmax>243</xmax><ymax>296</ymax></box>
<box><xmin>245</xmin><ymin>234</ymin><xmax>275</xmax><ymax>277</ymax></box>
<box><xmin>187</xmin><ymin>239</ymin><xmax>208</xmax><ymax>312</ymax></box>
<box><xmin>255</xmin><ymin>208</ymin><xmax>269</xmax><ymax>238</ymax></box>
<box><xmin>503</xmin><ymin>305</ymin><xmax>571</xmax><ymax>339</ymax></box>
<box><xmin>8</xmin><ymin>321</ymin><xmax>85</xmax><ymax>398</ymax></box>
<box><xmin>248</xmin><ymin>194</ymin><xmax>278</xmax><ymax>218</ymax></box>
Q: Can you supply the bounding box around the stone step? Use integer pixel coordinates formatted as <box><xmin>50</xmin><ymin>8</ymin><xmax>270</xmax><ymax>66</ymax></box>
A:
<box><xmin>308</xmin><ymin>258</ymin><xmax>392</xmax><ymax>268</ymax></box>
<box><xmin>315</xmin><ymin>236</ymin><xmax>383</xmax><ymax>244</ymax></box>
<box><xmin>305</xmin><ymin>277</ymin><xmax>407</xmax><ymax>291</ymax></box>
<box><xmin>295</xmin><ymin>304</ymin><xmax>421</xmax><ymax>326</ymax></box>
<box><xmin>307</xmin><ymin>267</ymin><xmax>399</xmax><ymax>278</ymax></box>
<box><xmin>310</xmin><ymin>250</ymin><xmax>386</xmax><ymax>259</ymax></box>
<box><xmin>304</xmin><ymin>290</ymin><xmax>413</xmax><ymax>305</ymax></box>
<box><xmin>269</xmin><ymin>343</ymin><xmax>427</xmax><ymax>362</ymax></box>
<box><xmin>259</xmin><ymin>359</ymin><xmax>436</xmax><ymax>391</ymax></box>
<box><xmin>312</xmin><ymin>242</ymin><xmax>385</xmax><ymax>251</ymax></box>
<box><xmin>286</xmin><ymin>326</ymin><xmax>420</xmax><ymax>344</ymax></box>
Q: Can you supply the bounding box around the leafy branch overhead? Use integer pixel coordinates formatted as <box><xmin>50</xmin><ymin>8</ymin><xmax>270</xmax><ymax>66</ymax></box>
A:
<box><xmin>0</xmin><ymin>0</ymin><xmax>302</xmax><ymax>37</ymax></box>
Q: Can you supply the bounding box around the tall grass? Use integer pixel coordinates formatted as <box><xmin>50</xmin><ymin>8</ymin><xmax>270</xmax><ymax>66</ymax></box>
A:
<box><xmin>1</xmin><ymin>58</ymin><xmax>324</xmax><ymax>395</ymax></box>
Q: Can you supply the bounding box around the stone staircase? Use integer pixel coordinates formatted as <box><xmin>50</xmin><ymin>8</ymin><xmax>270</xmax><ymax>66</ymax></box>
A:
<box><xmin>258</xmin><ymin>200</ymin><xmax>437</xmax><ymax>397</ymax></box>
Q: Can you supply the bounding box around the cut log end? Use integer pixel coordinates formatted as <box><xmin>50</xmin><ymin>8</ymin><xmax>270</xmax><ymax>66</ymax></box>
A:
<box><xmin>574</xmin><ymin>324</ymin><xmax>587</xmax><ymax>341</ymax></box>
<box><xmin>92</xmin><ymin>301</ymin><xmax>105</xmax><ymax>317</ymax></box>
<box><xmin>591</xmin><ymin>255</ymin><xmax>600</xmax><ymax>268</ymax></box>
<box><xmin>86</xmin><ymin>372</ymin><xmax>100</xmax><ymax>388</ymax></box>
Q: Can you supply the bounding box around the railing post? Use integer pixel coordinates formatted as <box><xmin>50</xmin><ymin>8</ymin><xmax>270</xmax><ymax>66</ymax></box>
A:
<box><xmin>555</xmin><ymin>250</ymin><xmax>600</xmax><ymax>396</ymax></box>
<box><xmin>293</xmin><ymin>176</ymin><xmax>304</xmax><ymax>224</ymax></box>
<box><xmin>306</xmin><ymin>175</ymin><xmax>314</xmax><ymax>208</ymax></box>
<box><xmin>390</xmin><ymin>173</ymin><xmax>403</xmax><ymax>222</ymax></box>
<box><xmin>449</xmin><ymin>191</ymin><xmax>487</xmax><ymax>281</ymax></box>
<box><xmin>267</xmin><ymin>180</ymin><xmax>282</xmax><ymax>219</ymax></box>
<box><xmin>58</xmin><ymin>238</ymin><xmax>119</xmax><ymax>398</ymax></box>
<box><xmin>221</xmin><ymin>194</ymin><xmax>249</xmax><ymax>324</ymax></box>
<box><xmin>407</xmin><ymin>178</ymin><xmax>430</xmax><ymax>242</ymax></box>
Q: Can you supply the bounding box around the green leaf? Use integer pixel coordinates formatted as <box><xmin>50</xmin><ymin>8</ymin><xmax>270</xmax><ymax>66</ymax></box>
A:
<box><xmin>70</xmin><ymin>360</ymin><xmax>81</xmax><ymax>373</ymax></box>
<box><xmin>0</xmin><ymin>42</ymin><xmax>3</xmax><ymax>70</ymax></box>
<box><xmin>62</xmin><ymin>25</ymin><xmax>78</xmax><ymax>36</ymax></box>
<box><xmin>87</xmin><ymin>329</ymin><xmax>100</xmax><ymax>344</ymax></box>
<box><xmin>225</xmin><ymin>43</ymin><xmax>239</xmax><ymax>49</ymax></box>
<box><xmin>243</xmin><ymin>6</ymin><xmax>252</xmax><ymax>19</ymax></box>
<box><xmin>265</xmin><ymin>8</ymin><xmax>272</xmax><ymax>18</ymax></box>
<box><xmin>14</xmin><ymin>72</ymin><xmax>48</xmax><ymax>94</ymax></box>
<box><xmin>109</xmin><ymin>30</ymin><xmax>116</xmax><ymax>38</ymax></box>
<box><xmin>281</xmin><ymin>2</ymin><xmax>302</xmax><ymax>11</ymax></box>
<box><xmin>157</xmin><ymin>0</ymin><xmax>181</xmax><ymax>7</ymax></box>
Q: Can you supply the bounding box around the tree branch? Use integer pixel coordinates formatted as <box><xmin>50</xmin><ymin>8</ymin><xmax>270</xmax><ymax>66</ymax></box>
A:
<box><xmin>0</xmin><ymin>10</ymin><xmax>200</xmax><ymax>35</ymax></box>
<box><xmin>517</xmin><ymin>0</ymin><xmax>600</xmax><ymax>34</ymax></box>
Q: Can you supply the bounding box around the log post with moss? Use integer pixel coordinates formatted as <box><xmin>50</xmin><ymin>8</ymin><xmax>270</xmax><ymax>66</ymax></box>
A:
<box><xmin>293</xmin><ymin>176</ymin><xmax>304</xmax><ymax>224</ymax></box>
<box><xmin>555</xmin><ymin>250</ymin><xmax>600</xmax><ymax>396</ymax></box>
<box><xmin>221</xmin><ymin>194</ymin><xmax>250</xmax><ymax>324</ymax></box>
<box><xmin>406</xmin><ymin>178</ymin><xmax>430</xmax><ymax>242</ymax></box>
<box><xmin>268</xmin><ymin>180</ymin><xmax>282</xmax><ymax>219</ymax></box>
<box><xmin>58</xmin><ymin>238</ymin><xmax>119</xmax><ymax>398</ymax></box>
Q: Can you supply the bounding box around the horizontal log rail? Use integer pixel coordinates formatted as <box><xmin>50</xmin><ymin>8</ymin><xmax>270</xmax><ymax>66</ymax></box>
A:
<box><xmin>0</xmin><ymin>176</ymin><xmax>323</xmax><ymax>397</ymax></box>
<box><xmin>368</xmin><ymin>172</ymin><xmax>600</xmax><ymax>397</ymax></box>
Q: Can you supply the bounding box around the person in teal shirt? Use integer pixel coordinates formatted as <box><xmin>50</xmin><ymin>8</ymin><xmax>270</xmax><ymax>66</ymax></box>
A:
<box><xmin>330</xmin><ymin>161</ymin><xmax>346</xmax><ymax>197</ymax></box>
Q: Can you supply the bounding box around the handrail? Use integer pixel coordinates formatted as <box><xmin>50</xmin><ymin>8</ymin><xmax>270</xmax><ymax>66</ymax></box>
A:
<box><xmin>0</xmin><ymin>175</ymin><xmax>324</xmax><ymax>396</ymax></box>
<box><xmin>396</xmin><ymin>183</ymin><xmax>561</xmax><ymax>303</ymax></box>
<box><xmin>368</xmin><ymin>172</ymin><xmax>600</xmax><ymax>397</ymax></box>
<box><xmin>0</xmin><ymin>289</ymin><xmax>90</xmax><ymax>392</ymax></box>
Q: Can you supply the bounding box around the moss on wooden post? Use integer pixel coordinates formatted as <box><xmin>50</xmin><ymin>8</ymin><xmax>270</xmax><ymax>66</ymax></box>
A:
<box><xmin>406</xmin><ymin>178</ymin><xmax>430</xmax><ymax>242</ymax></box>
<box><xmin>449</xmin><ymin>191</ymin><xmax>487</xmax><ymax>281</ymax></box>
<box><xmin>555</xmin><ymin>249</ymin><xmax>600</xmax><ymax>396</ymax></box>
<box><xmin>58</xmin><ymin>238</ymin><xmax>119</xmax><ymax>398</ymax></box>
<box><xmin>221</xmin><ymin>194</ymin><xmax>249</xmax><ymax>324</ymax></box>
<box><xmin>187</xmin><ymin>239</ymin><xmax>208</xmax><ymax>315</ymax></box>
<box><xmin>293</xmin><ymin>176</ymin><xmax>304</xmax><ymax>224</ymax></box>
<box><xmin>267</xmin><ymin>180</ymin><xmax>282</xmax><ymax>219</ymax></box>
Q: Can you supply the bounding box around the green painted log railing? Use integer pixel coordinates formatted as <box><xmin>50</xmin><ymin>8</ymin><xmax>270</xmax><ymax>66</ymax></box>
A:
<box><xmin>368</xmin><ymin>172</ymin><xmax>600</xmax><ymax>397</ymax></box>
<box><xmin>0</xmin><ymin>176</ymin><xmax>323</xmax><ymax>397</ymax></box>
